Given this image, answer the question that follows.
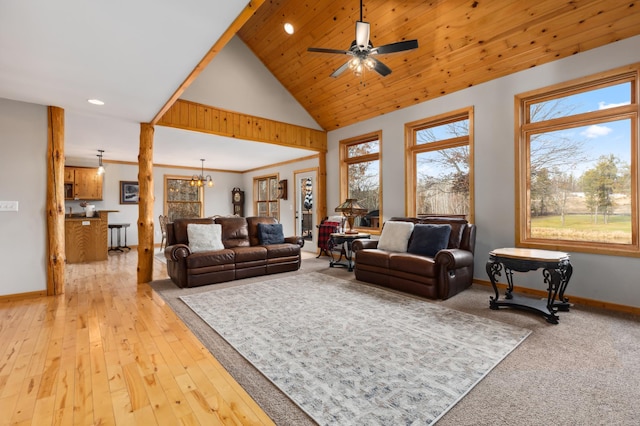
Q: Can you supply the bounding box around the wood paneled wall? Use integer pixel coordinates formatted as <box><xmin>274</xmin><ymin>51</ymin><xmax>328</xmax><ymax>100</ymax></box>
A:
<box><xmin>158</xmin><ymin>99</ymin><xmax>327</xmax><ymax>152</ymax></box>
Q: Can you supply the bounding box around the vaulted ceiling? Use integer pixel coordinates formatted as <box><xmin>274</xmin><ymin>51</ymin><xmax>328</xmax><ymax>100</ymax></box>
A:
<box><xmin>238</xmin><ymin>0</ymin><xmax>640</xmax><ymax>130</ymax></box>
<box><xmin>1</xmin><ymin>1</ymin><xmax>639</xmax><ymax>169</ymax></box>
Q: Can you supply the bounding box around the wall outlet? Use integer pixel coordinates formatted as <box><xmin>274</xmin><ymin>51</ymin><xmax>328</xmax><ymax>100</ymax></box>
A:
<box><xmin>0</xmin><ymin>201</ymin><xmax>18</xmax><ymax>212</ymax></box>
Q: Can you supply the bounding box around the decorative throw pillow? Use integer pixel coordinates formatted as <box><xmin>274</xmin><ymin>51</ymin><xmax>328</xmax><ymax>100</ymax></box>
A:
<box><xmin>407</xmin><ymin>224</ymin><xmax>452</xmax><ymax>257</ymax></box>
<box><xmin>258</xmin><ymin>223</ymin><xmax>285</xmax><ymax>245</ymax></box>
<box><xmin>187</xmin><ymin>223</ymin><xmax>224</xmax><ymax>253</ymax></box>
<box><xmin>377</xmin><ymin>221</ymin><xmax>415</xmax><ymax>252</ymax></box>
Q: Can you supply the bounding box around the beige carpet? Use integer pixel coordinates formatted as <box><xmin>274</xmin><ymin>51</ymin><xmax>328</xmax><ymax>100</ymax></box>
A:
<box><xmin>151</xmin><ymin>254</ymin><xmax>640</xmax><ymax>425</ymax></box>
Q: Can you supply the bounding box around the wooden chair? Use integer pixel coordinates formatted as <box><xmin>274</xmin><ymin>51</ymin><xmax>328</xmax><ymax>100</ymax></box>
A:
<box><xmin>159</xmin><ymin>214</ymin><xmax>168</xmax><ymax>252</ymax></box>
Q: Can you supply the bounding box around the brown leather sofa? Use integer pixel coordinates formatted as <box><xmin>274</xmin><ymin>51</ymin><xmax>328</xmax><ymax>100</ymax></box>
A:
<box><xmin>164</xmin><ymin>216</ymin><xmax>303</xmax><ymax>288</ymax></box>
<box><xmin>352</xmin><ymin>217</ymin><xmax>476</xmax><ymax>300</ymax></box>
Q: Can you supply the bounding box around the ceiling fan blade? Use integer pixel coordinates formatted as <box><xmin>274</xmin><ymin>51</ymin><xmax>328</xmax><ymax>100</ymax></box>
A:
<box><xmin>355</xmin><ymin>21</ymin><xmax>370</xmax><ymax>51</ymax></box>
<box><xmin>371</xmin><ymin>58</ymin><xmax>392</xmax><ymax>77</ymax></box>
<box><xmin>371</xmin><ymin>39</ymin><xmax>419</xmax><ymax>55</ymax></box>
<box><xmin>330</xmin><ymin>61</ymin><xmax>351</xmax><ymax>78</ymax></box>
<box><xmin>308</xmin><ymin>47</ymin><xmax>352</xmax><ymax>55</ymax></box>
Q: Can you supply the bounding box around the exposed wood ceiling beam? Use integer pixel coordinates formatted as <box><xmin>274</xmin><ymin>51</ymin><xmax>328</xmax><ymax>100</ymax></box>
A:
<box><xmin>157</xmin><ymin>99</ymin><xmax>327</xmax><ymax>152</ymax></box>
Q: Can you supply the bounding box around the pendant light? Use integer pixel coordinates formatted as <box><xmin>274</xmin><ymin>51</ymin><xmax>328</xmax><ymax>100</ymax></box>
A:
<box><xmin>97</xmin><ymin>150</ymin><xmax>105</xmax><ymax>175</ymax></box>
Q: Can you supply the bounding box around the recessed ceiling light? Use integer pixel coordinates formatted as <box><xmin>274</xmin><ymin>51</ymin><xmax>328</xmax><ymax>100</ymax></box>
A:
<box><xmin>284</xmin><ymin>23</ymin><xmax>294</xmax><ymax>35</ymax></box>
<box><xmin>88</xmin><ymin>99</ymin><xmax>104</xmax><ymax>105</ymax></box>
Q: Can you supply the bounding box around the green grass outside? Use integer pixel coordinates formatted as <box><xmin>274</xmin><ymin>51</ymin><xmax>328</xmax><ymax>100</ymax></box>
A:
<box><xmin>531</xmin><ymin>214</ymin><xmax>631</xmax><ymax>232</ymax></box>
<box><xmin>531</xmin><ymin>214</ymin><xmax>632</xmax><ymax>243</ymax></box>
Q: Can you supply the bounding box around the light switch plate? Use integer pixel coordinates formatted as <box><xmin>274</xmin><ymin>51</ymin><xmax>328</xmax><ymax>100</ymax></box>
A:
<box><xmin>0</xmin><ymin>201</ymin><xmax>18</xmax><ymax>211</ymax></box>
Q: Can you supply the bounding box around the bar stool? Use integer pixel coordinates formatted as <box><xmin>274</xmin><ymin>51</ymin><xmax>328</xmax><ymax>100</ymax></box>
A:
<box><xmin>108</xmin><ymin>223</ymin><xmax>131</xmax><ymax>253</ymax></box>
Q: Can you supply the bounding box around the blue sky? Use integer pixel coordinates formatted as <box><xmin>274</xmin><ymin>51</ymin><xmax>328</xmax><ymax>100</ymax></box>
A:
<box><xmin>534</xmin><ymin>82</ymin><xmax>632</xmax><ymax>176</ymax></box>
<box><xmin>414</xmin><ymin>82</ymin><xmax>632</xmax><ymax>179</ymax></box>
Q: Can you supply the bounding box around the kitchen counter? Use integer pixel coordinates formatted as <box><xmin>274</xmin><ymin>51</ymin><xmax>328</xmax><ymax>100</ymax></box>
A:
<box><xmin>66</xmin><ymin>215</ymin><xmax>102</xmax><ymax>220</ymax></box>
<box><xmin>65</xmin><ymin>210</ymin><xmax>117</xmax><ymax>263</ymax></box>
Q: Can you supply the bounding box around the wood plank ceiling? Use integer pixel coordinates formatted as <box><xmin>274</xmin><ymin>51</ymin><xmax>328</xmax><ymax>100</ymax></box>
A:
<box><xmin>237</xmin><ymin>0</ymin><xmax>640</xmax><ymax>131</ymax></box>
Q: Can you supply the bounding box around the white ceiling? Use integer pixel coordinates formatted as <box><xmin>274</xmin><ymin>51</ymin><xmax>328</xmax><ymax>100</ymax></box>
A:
<box><xmin>0</xmin><ymin>0</ymin><xmax>317</xmax><ymax>171</ymax></box>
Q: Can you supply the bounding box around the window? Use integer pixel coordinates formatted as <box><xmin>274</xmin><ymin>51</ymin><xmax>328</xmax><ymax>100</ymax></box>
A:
<box><xmin>164</xmin><ymin>176</ymin><xmax>203</xmax><ymax>222</ymax></box>
<box><xmin>254</xmin><ymin>174</ymin><xmax>279</xmax><ymax>219</ymax></box>
<box><xmin>405</xmin><ymin>107</ymin><xmax>474</xmax><ymax>221</ymax></box>
<box><xmin>516</xmin><ymin>65</ymin><xmax>639</xmax><ymax>256</ymax></box>
<box><xmin>339</xmin><ymin>131</ymin><xmax>382</xmax><ymax>232</ymax></box>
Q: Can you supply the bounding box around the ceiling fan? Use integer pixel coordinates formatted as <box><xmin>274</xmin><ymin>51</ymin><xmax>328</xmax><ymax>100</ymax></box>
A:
<box><xmin>307</xmin><ymin>0</ymin><xmax>418</xmax><ymax>78</ymax></box>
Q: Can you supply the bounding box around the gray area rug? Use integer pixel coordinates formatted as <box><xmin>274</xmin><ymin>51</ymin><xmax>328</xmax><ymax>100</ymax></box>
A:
<box><xmin>179</xmin><ymin>272</ymin><xmax>530</xmax><ymax>425</ymax></box>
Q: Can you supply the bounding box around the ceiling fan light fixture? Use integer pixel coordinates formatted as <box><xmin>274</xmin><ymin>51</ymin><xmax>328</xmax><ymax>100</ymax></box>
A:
<box><xmin>307</xmin><ymin>0</ymin><xmax>418</xmax><ymax>79</ymax></box>
<box><xmin>364</xmin><ymin>57</ymin><xmax>376</xmax><ymax>70</ymax></box>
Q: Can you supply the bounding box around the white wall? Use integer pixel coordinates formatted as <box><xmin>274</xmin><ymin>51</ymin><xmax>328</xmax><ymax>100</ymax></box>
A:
<box><xmin>327</xmin><ymin>35</ymin><xmax>640</xmax><ymax>308</ymax></box>
<box><xmin>0</xmin><ymin>99</ymin><xmax>47</xmax><ymax>296</ymax></box>
<box><xmin>182</xmin><ymin>36</ymin><xmax>322</xmax><ymax>130</ymax></box>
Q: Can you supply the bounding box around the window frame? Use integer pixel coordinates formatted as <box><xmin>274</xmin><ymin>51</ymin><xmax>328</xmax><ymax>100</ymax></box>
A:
<box><xmin>163</xmin><ymin>175</ymin><xmax>204</xmax><ymax>221</ymax></box>
<box><xmin>339</xmin><ymin>131</ymin><xmax>382</xmax><ymax>234</ymax></box>
<box><xmin>405</xmin><ymin>106</ymin><xmax>475</xmax><ymax>223</ymax></box>
<box><xmin>515</xmin><ymin>64</ymin><xmax>640</xmax><ymax>256</ymax></box>
<box><xmin>253</xmin><ymin>173</ymin><xmax>280</xmax><ymax>220</ymax></box>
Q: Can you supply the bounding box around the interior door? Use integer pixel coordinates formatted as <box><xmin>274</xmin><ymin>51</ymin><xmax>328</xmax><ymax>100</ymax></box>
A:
<box><xmin>294</xmin><ymin>170</ymin><xmax>317</xmax><ymax>253</ymax></box>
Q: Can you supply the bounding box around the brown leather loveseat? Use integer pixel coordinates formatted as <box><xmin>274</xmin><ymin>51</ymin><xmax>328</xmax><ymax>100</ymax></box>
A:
<box><xmin>164</xmin><ymin>216</ymin><xmax>303</xmax><ymax>288</ymax></box>
<box><xmin>352</xmin><ymin>217</ymin><xmax>476</xmax><ymax>300</ymax></box>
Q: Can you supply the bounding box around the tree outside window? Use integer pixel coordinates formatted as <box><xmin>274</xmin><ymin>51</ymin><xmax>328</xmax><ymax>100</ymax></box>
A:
<box><xmin>516</xmin><ymin>66</ymin><xmax>638</xmax><ymax>255</ymax></box>
<box><xmin>164</xmin><ymin>176</ymin><xmax>203</xmax><ymax>222</ymax></box>
<box><xmin>339</xmin><ymin>132</ymin><xmax>381</xmax><ymax>231</ymax></box>
<box><xmin>405</xmin><ymin>107</ymin><xmax>474</xmax><ymax>221</ymax></box>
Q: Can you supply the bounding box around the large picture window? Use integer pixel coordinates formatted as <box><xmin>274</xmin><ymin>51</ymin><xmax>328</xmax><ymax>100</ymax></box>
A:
<box><xmin>516</xmin><ymin>65</ymin><xmax>639</xmax><ymax>255</ymax></box>
<box><xmin>405</xmin><ymin>107</ymin><xmax>474</xmax><ymax>221</ymax></box>
<box><xmin>254</xmin><ymin>174</ymin><xmax>279</xmax><ymax>219</ymax></box>
<box><xmin>339</xmin><ymin>131</ymin><xmax>382</xmax><ymax>232</ymax></box>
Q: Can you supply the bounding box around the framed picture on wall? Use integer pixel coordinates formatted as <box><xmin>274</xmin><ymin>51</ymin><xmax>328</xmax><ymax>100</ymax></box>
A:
<box><xmin>120</xmin><ymin>181</ymin><xmax>139</xmax><ymax>204</ymax></box>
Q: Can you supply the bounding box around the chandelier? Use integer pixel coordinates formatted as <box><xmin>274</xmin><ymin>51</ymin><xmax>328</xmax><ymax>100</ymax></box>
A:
<box><xmin>96</xmin><ymin>149</ymin><xmax>105</xmax><ymax>175</ymax></box>
<box><xmin>191</xmin><ymin>159</ymin><xmax>214</xmax><ymax>187</ymax></box>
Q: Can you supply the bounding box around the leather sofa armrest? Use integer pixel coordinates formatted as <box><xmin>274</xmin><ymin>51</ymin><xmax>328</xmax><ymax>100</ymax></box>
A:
<box><xmin>164</xmin><ymin>243</ymin><xmax>191</xmax><ymax>261</ymax></box>
<box><xmin>285</xmin><ymin>236</ymin><xmax>305</xmax><ymax>248</ymax></box>
<box><xmin>434</xmin><ymin>248</ymin><xmax>473</xmax><ymax>269</ymax></box>
<box><xmin>352</xmin><ymin>239</ymin><xmax>379</xmax><ymax>251</ymax></box>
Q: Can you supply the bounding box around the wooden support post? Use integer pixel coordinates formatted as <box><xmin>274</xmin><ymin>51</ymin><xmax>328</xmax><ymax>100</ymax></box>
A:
<box><xmin>46</xmin><ymin>106</ymin><xmax>66</xmax><ymax>295</ymax></box>
<box><xmin>137</xmin><ymin>123</ymin><xmax>155</xmax><ymax>284</ymax></box>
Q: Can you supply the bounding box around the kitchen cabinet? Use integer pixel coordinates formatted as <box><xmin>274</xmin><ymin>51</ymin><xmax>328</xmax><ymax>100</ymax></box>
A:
<box><xmin>64</xmin><ymin>166</ymin><xmax>103</xmax><ymax>200</ymax></box>
<box><xmin>65</xmin><ymin>212</ymin><xmax>109</xmax><ymax>263</ymax></box>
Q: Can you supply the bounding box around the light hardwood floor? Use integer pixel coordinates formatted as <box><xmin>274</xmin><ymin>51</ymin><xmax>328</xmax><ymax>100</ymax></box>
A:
<box><xmin>0</xmin><ymin>251</ymin><xmax>274</xmax><ymax>425</ymax></box>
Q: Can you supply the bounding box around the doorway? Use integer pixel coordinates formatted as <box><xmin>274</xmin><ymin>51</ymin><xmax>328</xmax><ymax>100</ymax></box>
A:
<box><xmin>294</xmin><ymin>169</ymin><xmax>317</xmax><ymax>253</ymax></box>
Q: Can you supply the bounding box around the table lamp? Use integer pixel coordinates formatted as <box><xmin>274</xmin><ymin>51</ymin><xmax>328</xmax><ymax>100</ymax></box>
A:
<box><xmin>335</xmin><ymin>198</ymin><xmax>368</xmax><ymax>234</ymax></box>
